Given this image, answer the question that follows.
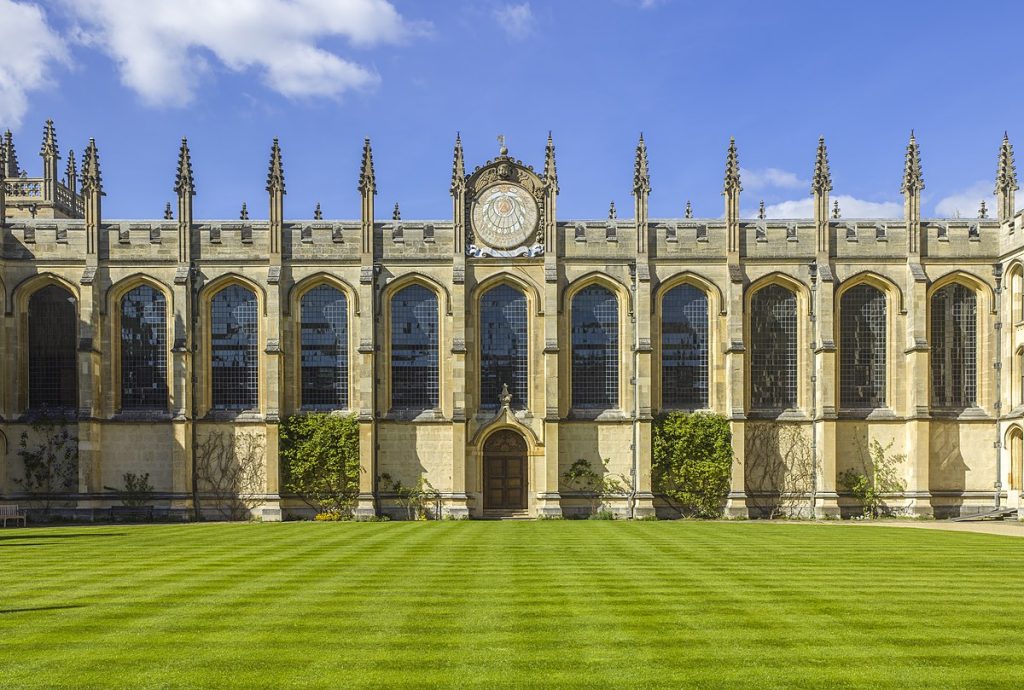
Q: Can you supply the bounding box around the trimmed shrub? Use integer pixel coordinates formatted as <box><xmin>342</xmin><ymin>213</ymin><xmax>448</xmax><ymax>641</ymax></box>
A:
<box><xmin>281</xmin><ymin>413</ymin><xmax>361</xmax><ymax>515</ymax></box>
<box><xmin>652</xmin><ymin>412</ymin><xmax>733</xmax><ymax>518</ymax></box>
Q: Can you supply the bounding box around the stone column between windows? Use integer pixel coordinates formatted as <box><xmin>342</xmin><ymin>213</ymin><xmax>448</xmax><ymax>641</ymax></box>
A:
<box><xmin>813</xmin><ymin>271</ymin><xmax>840</xmax><ymax>517</ymax></box>
<box><xmin>539</xmin><ymin>262</ymin><xmax>562</xmax><ymax>517</ymax></box>
<box><xmin>76</xmin><ymin>277</ymin><xmax>103</xmax><ymax>509</ymax></box>
<box><xmin>724</xmin><ymin>271</ymin><xmax>748</xmax><ymax>517</ymax></box>
<box><xmin>169</xmin><ymin>273</ymin><xmax>194</xmax><ymax>514</ymax></box>
<box><xmin>449</xmin><ymin>256</ymin><xmax>470</xmax><ymax>518</ymax></box>
<box><xmin>904</xmin><ymin>267</ymin><xmax>932</xmax><ymax>516</ymax></box>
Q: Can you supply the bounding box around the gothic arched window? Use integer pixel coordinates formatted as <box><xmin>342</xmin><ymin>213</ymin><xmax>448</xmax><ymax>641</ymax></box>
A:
<box><xmin>120</xmin><ymin>285</ymin><xmax>168</xmax><ymax>410</ymax></box>
<box><xmin>28</xmin><ymin>284</ymin><xmax>77</xmax><ymax>410</ymax></box>
<box><xmin>479</xmin><ymin>284</ymin><xmax>528</xmax><ymax>410</ymax></box>
<box><xmin>749</xmin><ymin>284</ymin><xmax>797</xmax><ymax>410</ymax></box>
<box><xmin>840</xmin><ymin>284</ymin><xmax>887</xmax><ymax>409</ymax></box>
<box><xmin>661</xmin><ymin>284</ymin><xmax>709</xmax><ymax>408</ymax></box>
<box><xmin>300</xmin><ymin>285</ymin><xmax>348</xmax><ymax>409</ymax></box>
<box><xmin>931</xmin><ymin>283</ymin><xmax>977</xmax><ymax>408</ymax></box>
<box><xmin>572</xmin><ymin>284</ymin><xmax>619</xmax><ymax>409</ymax></box>
<box><xmin>391</xmin><ymin>284</ymin><xmax>439</xmax><ymax>410</ymax></box>
<box><xmin>210</xmin><ymin>285</ymin><xmax>258</xmax><ymax>410</ymax></box>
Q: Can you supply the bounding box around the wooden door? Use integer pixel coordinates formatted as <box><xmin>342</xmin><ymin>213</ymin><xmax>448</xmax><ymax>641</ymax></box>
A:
<box><xmin>483</xmin><ymin>430</ymin><xmax>527</xmax><ymax>510</ymax></box>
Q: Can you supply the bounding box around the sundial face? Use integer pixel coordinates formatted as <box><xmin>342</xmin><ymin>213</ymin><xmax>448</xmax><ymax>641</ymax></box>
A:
<box><xmin>471</xmin><ymin>183</ymin><xmax>539</xmax><ymax>250</ymax></box>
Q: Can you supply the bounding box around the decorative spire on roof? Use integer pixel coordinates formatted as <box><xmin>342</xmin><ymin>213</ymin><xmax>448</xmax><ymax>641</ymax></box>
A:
<box><xmin>266</xmin><ymin>138</ymin><xmax>285</xmax><ymax>194</ymax></box>
<box><xmin>758</xmin><ymin>200</ymin><xmax>766</xmax><ymax>220</ymax></box>
<box><xmin>811</xmin><ymin>136</ymin><xmax>831</xmax><ymax>194</ymax></box>
<box><xmin>450</xmin><ymin>132</ymin><xmax>465</xmax><ymax>194</ymax></box>
<box><xmin>608</xmin><ymin>200</ymin><xmax>616</xmax><ymax>220</ymax></box>
<box><xmin>996</xmin><ymin>131</ymin><xmax>1018</xmax><ymax>195</ymax></box>
<box><xmin>164</xmin><ymin>202</ymin><xmax>173</xmax><ymax>220</ymax></box>
<box><xmin>832</xmin><ymin>199</ymin><xmax>840</xmax><ymax>219</ymax></box>
<box><xmin>40</xmin><ymin>119</ymin><xmax>58</xmax><ymax>159</ymax></box>
<box><xmin>978</xmin><ymin>200</ymin><xmax>988</xmax><ymax>218</ymax></box>
<box><xmin>314</xmin><ymin>202</ymin><xmax>322</xmax><ymax>220</ymax></box>
<box><xmin>174</xmin><ymin>137</ymin><xmax>195</xmax><ymax>196</ymax></box>
<box><xmin>544</xmin><ymin>131</ymin><xmax>558</xmax><ymax>193</ymax></box>
<box><xmin>393</xmin><ymin>202</ymin><xmax>401</xmax><ymax>221</ymax></box>
<box><xmin>3</xmin><ymin>130</ymin><xmax>19</xmax><ymax>177</ymax></box>
<box><xmin>65</xmin><ymin>149</ymin><xmax>76</xmax><ymax>185</ymax></box>
<box><xmin>684</xmin><ymin>200</ymin><xmax>692</xmax><ymax>219</ymax></box>
<box><xmin>901</xmin><ymin>130</ymin><xmax>924</xmax><ymax>194</ymax></box>
<box><xmin>81</xmin><ymin>138</ymin><xmax>103</xmax><ymax>194</ymax></box>
<box><xmin>723</xmin><ymin>137</ymin><xmax>741</xmax><ymax>195</ymax></box>
<box><xmin>633</xmin><ymin>133</ymin><xmax>650</xmax><ymax>195</ymax></box>
<box><xmin>358</xmin><ymin>137</ymin><xmax>376</xmax><ymax>195</ymax></box>
<box><xmin>240</xmin><ymin>202</ymin><xmax>249</xmax><ymax>220</ymax></box>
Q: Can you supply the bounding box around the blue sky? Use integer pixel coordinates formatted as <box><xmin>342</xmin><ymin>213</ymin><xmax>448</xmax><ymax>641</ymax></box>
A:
<box><xmin>1</xmin><ymin>0</ymin><xmax>1020</xmax><ymax>220</ymax></box>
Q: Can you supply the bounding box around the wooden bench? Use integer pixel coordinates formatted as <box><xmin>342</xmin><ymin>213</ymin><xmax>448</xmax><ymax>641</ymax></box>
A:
<box><xmin>0</xmin><ymin>505</ymin><xmax>27</xmax><ymax>527</ymax></box>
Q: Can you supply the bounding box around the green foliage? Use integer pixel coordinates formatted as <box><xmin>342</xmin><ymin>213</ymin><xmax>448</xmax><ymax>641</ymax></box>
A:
<box><xmin>119</xmin><ymin>472</ymin><xmax>153</xmax><ymax>508</ymax></box>
<box><xmin>378</xmin><ymin>473</ymin><xmax>441</xmax><ymax>520</ymax></box>
<box><xmin>652</xmin><ymin>411</ymin><xmax>733</xmax><ymax>518</ymax></box>
<box><xmin>15</xmin><ymin>414</ymin><xmax>78</xmax><ymax>513</ymax></box>
<box><xmin>839</xmin><ymin>439</ymin><xmax>907</xmax><ymax>518</ymax></box>
<box><xmin>281</xmin><ymin>413</ymin><xmax>361</xmax><ymax>515</ymax></box>
<box><xmin>314</xmin><ymin>510</ymin><xmax>348</xmax><ymax>522</ymax></box>
<box><xmin>561</xmin><ymin>457</ymin><xmax>632</xmax><ymax>516</ymax></box>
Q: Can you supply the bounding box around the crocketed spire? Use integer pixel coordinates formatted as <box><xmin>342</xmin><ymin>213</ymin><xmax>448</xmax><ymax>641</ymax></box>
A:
<box><xmin>266</xmin><ymin>138</ymin><xmax>285</xmax><ymax>194</ymax></box>
<box><xmin>358</xmin><ymin>138</ymin><xmax>376</xmax><ymax>195</ymax></box>
<box><xmin>901</xmin><ymin>130</ymin><xmax>924</xmax><ymax>194</ymax></box>
<box><xmin>65</xmin><ymin>149</ymin><xmax>76</xmax><ymax>185</ymax></box>
<box><xmin>996</xmin><ymin>131</ymin><xmax>1018</xmax><ymax>195</ymax></box>
<box><xmin>811</xmin><ymin>136</ymin><xmax>832</xmax><ymax>194</ymax></box>
<box><xmin>81</xmin><ymin>138</ymin><xmax>103</xmax><ymax>194</ymax></box>
<box><xmin>633</xmin><ymin>133</ymin><xmax>650</xmax><ymax>195</ymax></box>
<box><xmin>40</xmin><ymin>119</ymin><xmax>58</xmax><ymax>159</ymax></box>
<box><xmin>450</xmin><ymin>133</ymin><xmax>465</xmax><ymax>194</ymax></box>
<box><xmin>174</xmin><ymin>137</ymin><xmax>195</xmax><ymax>196</ymax></box>
<box><xmin>723</xmin><ymin>137</ymin><xmax>741</xmax><ymax>195</ymax></box>
<box><xmin>3</xmin><ymin>130</ymin><xmax>19</xmax><ymax>177</ymax></box>
<box><xmin>544</xmin><ymin>131</ymin><xmax>558</xmax><ymax>193</ymax></box>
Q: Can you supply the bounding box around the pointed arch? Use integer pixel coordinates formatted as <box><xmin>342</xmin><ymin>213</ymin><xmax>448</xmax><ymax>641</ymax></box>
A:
<box><xmin>202</xmin><ymin>275</ymin><xmax>263</xmax><ymax>413</ymax></box>
<box><xmin>835</xmin><ymin>271</ymin><xmax>904</xmax><ymax>314</ymax></box>
<box><xmin>656</xmin><ymin>275</ymin><xmax>713</xmax><ymax>410</ymax></box>
<box><xmin>1007</xmin><ymin>425</ymin><xmax>1023</xmax><ymax>492</ymax></box>
<box><xmin>471</xmin><ymin>272</ymin><xmax>542</xmax><ymax>316</ymax></box>
<box><xmin>477</xmin><ymin>282</ymin><xmax>530</xmax><ymax>411</ymax></box>
<box><xmin>385</xmin><ymin>276</ymin><xmax>443</xmax><ymax>412</ymax></box>
<box><xmin>382</xmin><ymin>272</ymin><xmax>452</xmax><ymax>316</ymax></box>
<box><xmin>288</xmin><ymin>272</ymin><xmax>359</xmax><ymax>317</ymax></box>
<box><xmin>745</xmin><ymin>274</ymin><xmax>806</xmax><ymax>413</ymax></box>
<box><xmin>563</xmin><ymin>271</ymin><xmax>633</xmax><ymax>316</ymax></box>
<box><xmin>110</xmin><ymin>276</ymin><xmax>172</xmax><ymax>412</ymax></box>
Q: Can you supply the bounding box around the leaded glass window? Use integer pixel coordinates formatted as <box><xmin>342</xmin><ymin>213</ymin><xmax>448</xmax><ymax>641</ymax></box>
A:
<box><xmin>300</xmin><ymin>285</ymin><xmax>348</xmax><ymax>409</ymax></box>
<box><xmin>572</xmin><ymin>284</ymin><xmax>619</xmax><ymax>409</ymax></box>
<box><xmin>749</xmin><ymin>284</ymin><xmax>797</xmax><ymax>410</ymax></box>
<box><xmin>840</xmin><ymin>284</ymin><xmax>887</xmax><ymax>408</ymax></box>
<box><xmin>121</xmin><ymin>285</ymin><xmax>168</xmax><ymax>410</ymax></box>
<box><xmin>211</xmin><ymin>285</ymin><xmax>258</xmax><ymax>410</ymax></box>
<box><xmin>28</xmin><ymin>284</ymin><xmax>77</xmax><ymax>410</ymax></box>
<box><xmin>661</xmin><ymin>284</ymin><xmax>709</xmax><ymax>408</ymax></box>
<box><xmin>391</xmin><ymin>284</ymin><xmax>439</xmax><ymax>410</ymax></box>
<box><xmin>931</xmin><ymin>283</ymin><xmax>977</xmax><ymax>408</ymax></box>
<box><xmin>480</xmin><ymin>284</ymin><xmax>527</xmax><ymax>410</ymax></box>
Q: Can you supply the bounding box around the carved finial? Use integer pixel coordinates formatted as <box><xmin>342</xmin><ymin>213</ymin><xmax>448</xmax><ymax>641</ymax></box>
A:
<box><xmin>240</xmin><ymin>202</ymin><xmax>249</xmax><ymax>220</ymax></box>
<box><xmin>393</xmin><ymin>202</ymin><xmax>401</xmax><ymax>221</ymax></box>
<box><xmin>901</xmin><ymin>130</ymin><xmax>924</xmax><ymax>194</ymax></box>
<box><xmin>758</xmin><ymin>200</ymin><xmax>766</xmax><ymax>219</ymax></box>
<box><xmin>499</xmin><ymin>383</ymin><xmax>512</xmax><ymax>409</ymax></box>
<box><xmin>633</xmin><ymin>132</ymin><xmax>650</xmax><ymax>195</ymax></box>
<box><xmin>608</xmin><ymin>200</ymin><xmax>616</xmax><ymax>220</ymax></box>
<box><xmin>811</xmin><ymin>135</ymin><xmax>832</xmax><ymax>194</ymax></box>
<box><xmin>723</xmin><ymin>137</ymin><xmax>741</xmax><ymax>195</ymax></box>
<box><xmin>164</xmin><ymin>202</ymin><xmax>173</xmax><ymax>220</ymax></box>
<box><xmin>266</xmin><ymin>138</ymin><xmax>285</xmax><ymax>194</ymax></box>
<box><xmin>684</xmin><ymin>200</ymin><xmax>692</xmax><ymax>219</ymax></box>
<box><xmin>65</xmin><ymin>148</ymin><xmax>76</xmax><ymax>185</ymax></box>
<box><xmin>450</xmin><ymin>132</ymin><xmax>465</xmax><ymax>194</ymax></box>
<box><xmin>358</xmin><ymin>137</ymin><xmax>376</xmax><ymax>195</ymax></box>
<box><xmin>832</xmin><ymin>199</ymin><xmax>840</xmax><ymax>219</ymax></box>
<box><xmin>497</xmin><ymin>134</ymin><xmax>508</xmax><ymax>156</ymax></box>
<box><xmin>544</xmin><ymin>130</ymin><xmax>558</xmax><ymax>193</ymax></box>
<box><xmin>174</xmin><ymin>137</ymin><xmax>195</xmax><ymax>196</ymax></box>
<box><xmin>40</xmin><ymin>119</ymin><xmax>58</xmax><ymax>159</ymax></box>
<box><xmin>314</xmin><ymin>202</ymin><xmax>322</xmax><ymax>220</ymax></box>
<box><xmin>996</xmin><ymin>131</ymin><xmax>1018</xmax><ymax>195</ymax></box>
<box><xmin>3</xmin><ymin>130</ymin><xmax>20</xmax><ymax>177</ymax></box>
<box><xmin>81</xmin><ymin>138</ymin><xmax>103</xmax><ymax>194</ymax></box>
<box><xmin>979</xmin><ymin>200</ymin><xmax>988</xmax><ymax>218</ymax></box>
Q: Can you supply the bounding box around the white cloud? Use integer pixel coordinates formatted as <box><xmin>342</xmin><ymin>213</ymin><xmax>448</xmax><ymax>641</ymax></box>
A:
<box><xmin>755</xmin><ymin>195</ymin><xmax>903</xmax><ymax>219</ymax></box>
<box><xmin>934</xmin><ymin>180</ymin><xmax>996</xmax><ymax>218</ymax></box>
<box><xmin>64</xmin><ymin>0</ymin><xmax>426</xmax><ymax>106</ymax></box>
<box><xmin>0</xmin><ymin>0</ymin><xmax>68</xmax><ymax>129</ymax></box>
<box><xmin>740</xmin><ymin>167</ymin><xmax>807</xmax><ymax>191</ymax></box>
<box><xmin>494</xmin><ymin>3</ymin><xmax>534</xmax><ymax>39</ymax></box>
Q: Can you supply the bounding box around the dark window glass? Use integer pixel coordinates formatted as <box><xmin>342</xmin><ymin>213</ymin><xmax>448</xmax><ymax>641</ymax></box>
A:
<box><xmin>750</xmin><ymin>284</ymin><xmax>797</xmax><ymax>410</ymax></box>
<box><xmin>661</xmin><ymin>284</ymin><xmax>709</xmax><ymax>408</ymax></box>
<box><xmin>28</xmin><ymin>284</ymin><xmax>77</xmax><ymax>410</ymax></box>
<box><xmin>480</xmin><ymin>284</ymin><xmax>528</xmax><ymax>410</ymax></box>
<box><xmin>391</xmin><ymin>284</ymin><xmax>438</xmax><ymax>410</ymax></box>
<box><xmin>121</xmin><ymin>285</ymin><xmax>168</xmax><ymax>410</ymax></box>
<box><xmin>300</xmin><ymin>285</ymin><xmax>348</xmax><ymax>409</ymax></box>
<box><xmin>840</xmin><ymin>284</ymin><xmax>887</xmax><ymax>408</ymax></box>
<box><xmin>572</xmin><ymin>284</ymin><xmax>619</xmax><ymax>409</ymax></box>
<box><xmin>211</xmin><ymin>285</ymin><xmax>258</xmax><ymax>409</ymax></box>
<box><xmin>931</xmin><ymin>283</ymin><xmax>977</xmax><ymax>408</ymax></box>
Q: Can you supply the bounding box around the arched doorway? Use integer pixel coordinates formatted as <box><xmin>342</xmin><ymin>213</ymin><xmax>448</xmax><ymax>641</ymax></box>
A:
<box><xmin>483</xmin><ymin>429</ymin><xmax>527</xmax><ymax>510</ymax></box>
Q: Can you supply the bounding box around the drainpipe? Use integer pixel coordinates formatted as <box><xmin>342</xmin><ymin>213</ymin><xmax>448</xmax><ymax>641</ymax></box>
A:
<box><xmin>808</xmin><ymin>260</ymin><xmax>818</xmax><ymax>518</ymax></box>
<box><xmin>994</xmin><ymin>263</ymin><xmax>1003</xmax><ymax>510</ymax></box>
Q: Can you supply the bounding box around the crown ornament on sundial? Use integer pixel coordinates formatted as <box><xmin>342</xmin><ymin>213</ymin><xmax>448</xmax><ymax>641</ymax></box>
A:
<box><xmin>497</xmin><ymin>134</ymin><xmax>508</xmax><ymax>156</ymax></box>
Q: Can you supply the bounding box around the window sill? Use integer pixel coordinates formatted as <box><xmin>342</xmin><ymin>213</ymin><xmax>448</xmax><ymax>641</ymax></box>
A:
<box><xmin>111</xmin><ymin>410</ymin><xmax>173</xmax><ymax>422</ymax></box>
<box><xmin>930</xmin><ymin>406</ymin><xmax>989</xmax><ymax>420</ymax></box>
<box><xmin>837</xmin><ymin>407</ymin><xmax>897</xmax><ymax>420</ymax></box>
<box><xmin>383</xmin><ymin>409</ymin><xmax>448</xmax><ymax>422</ymax></box>
<box><xmin>567</xmin><ymin>409</ymin><xmax>631</xmax><ymax>421</ymax></box>
<box><xmin>202</xmin><ymin>410</ymin><xmax>264</xmax><ymax>422</ymax></box>
<box><xmin>746</xmin><ymin>409</ymin><xmax>809</xmax><ymax>421</ymax></box>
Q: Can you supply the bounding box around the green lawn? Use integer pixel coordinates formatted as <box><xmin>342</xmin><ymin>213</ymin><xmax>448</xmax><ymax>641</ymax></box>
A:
<box><xmin>1</xmin><ymin>521</ymin><xmax>1022</xmax><ymax>688</ymax></box>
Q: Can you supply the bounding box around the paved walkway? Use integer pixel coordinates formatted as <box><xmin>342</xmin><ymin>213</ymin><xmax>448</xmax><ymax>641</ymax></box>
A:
<box><xmin>829</xmin><ymin>518</ymin><xmax>1024</xmax><ymax>538</ymax></box>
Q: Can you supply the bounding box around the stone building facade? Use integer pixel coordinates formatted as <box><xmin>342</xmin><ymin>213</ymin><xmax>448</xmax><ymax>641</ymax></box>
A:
<box><xmin>1</xmin><ymin>121</ymin><xmax>1023</xmax><ymax>519</ymax></box>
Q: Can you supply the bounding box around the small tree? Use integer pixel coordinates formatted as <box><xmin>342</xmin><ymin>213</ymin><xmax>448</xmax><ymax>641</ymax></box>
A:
<box><xmin>839</xmin><ymin>439</ymin><xmax>907</xmax><ymax>518</ymax></box>
<box><xmin>378</xmin><ymin>473</ymin><xmax>441</xmax><ymax>520</ymax></box>
<box><xmin>280</xmin><ymin>413</ymin><xmax>361</xmax><ymax>516</ymax></box>
<box><xmin>104</xmin><ymin>472</ymin><xmax>154</xmax><ymax>508</ymax></box>
<box><xmin>652</xmin><ymin>412</ymin><xmax>732</xmax><ymax>518</ymax></box>
<box><xmin>561</xmin><ymin>458</ymin><xmax>632</xmax><ymax>516</ymax></box>
<box><xmin>194</xmin><ymin>430</ymin><xmax>266</xmax><ymax>520</ymax></box>
<box><xmin>15</xmin><ymin>414</ymin><xmax>78</xmax><ymax>514</ymax></box>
